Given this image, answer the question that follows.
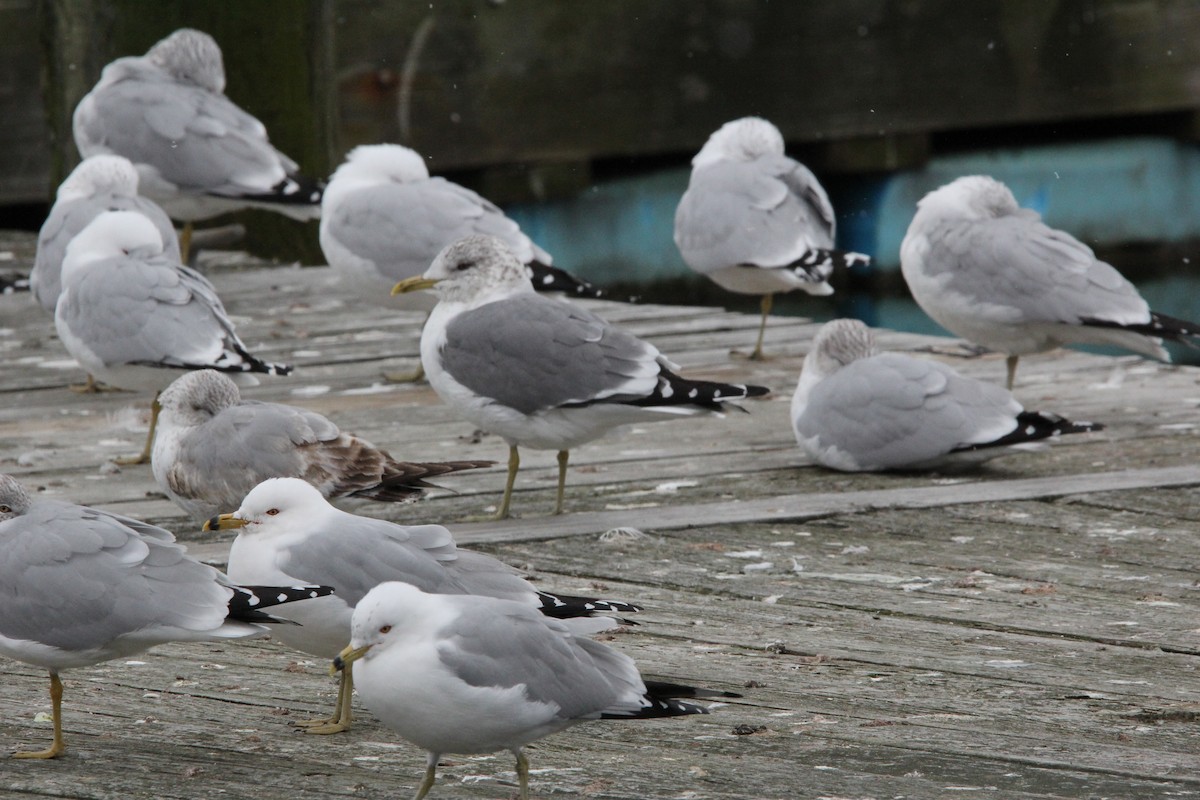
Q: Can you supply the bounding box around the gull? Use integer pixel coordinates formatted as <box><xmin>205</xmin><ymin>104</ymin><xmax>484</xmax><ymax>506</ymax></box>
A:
<box><xmin>204</xmin><ymin>478</ymin><xmax>640</xmax><ymax>734</ymax></box>
<box><xmin>0</xmin><ymin>473</ymin><xmax>333</xmax><ymax>759</ymax></box>
<box><xmin>901</xmin><ymin>174</ymin><xmax>1200</xmax><ymax>389</ymax></box>
<box><xmin>321</xmin><ymin>143</ymin><xmax>604</xmax><ymax>301</ymax></box>
<box><xmin>335</xmin><ymin>581</ymin><xmax>738</xmax><ymax>800</ymax></box>
<box><xmin>393</xmin><ymin>235</ymin><xmax>770</xmax><ymax>519</ymax></box>
<box><xmin>55</xmin><ymin>210</ymin><xmax>291</xmax><ymax>464</ymax></box>
<box><xmin>792</xmin><ymin>319</ymin><xmax>1104</xmax><ymax>471</ymax></box>
<box><xmin>153</xmin><ymin>369</ymin><xmax>494</xmax><ymax>522</ymax></box>
<box><xmin>31</xmin><ymin>154</ymin><xmax>179</xmax><ymax>315</ymax></box>
<box><xmin>73</xmin><ymin>28</ymin><xmax>323</xmax><ymax>258</ymax></box>
<box><xmin>674</xmin><ymin>117</ymin><xmax>870</xmax><ymax>360</ymax></box>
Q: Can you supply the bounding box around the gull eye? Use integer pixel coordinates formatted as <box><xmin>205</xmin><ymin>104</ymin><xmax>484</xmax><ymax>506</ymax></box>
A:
<box><xmin>0</xmin><ymin>504</ymin><xmax>11</xmax><ymax>513</ymax></box>
<box><xmin>265</xmin><ymin>508</ymin><xmax>280</xmax><ymax>516</ymax></box>
<box><xmin>379</xmin><ymin>625</ymin><xmax>392</xmax><ymax>634</ymax></box>
<box><xmin>454</xmin><ymin>260</ymin><xmax>475</xmax><ymax>272</ymax></box>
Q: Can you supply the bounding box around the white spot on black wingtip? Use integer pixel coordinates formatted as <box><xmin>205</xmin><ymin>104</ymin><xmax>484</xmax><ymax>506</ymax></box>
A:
<box><xmin>276</xmin><ymin>593</ymin><xmax>288</xmax><ymax>603</ymax></box>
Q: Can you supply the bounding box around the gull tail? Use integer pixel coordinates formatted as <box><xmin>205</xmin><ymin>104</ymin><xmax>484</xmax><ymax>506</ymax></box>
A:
<box><xmin>621</xmin><ymin>367</ymin><xmax>770</xmax><ymax>412</ymax></box>
<box><xmin>602</xmin><ymin>681</ymin><xmax>743</xmax><ymax>719</ymax></box>
<box><xmin>957</xmin><ymin>412</ymin><xmax>1104</xmax><ymax>453</ymax></box>
<box><xmin>226</xmin><ymin>584</ymin><xmax>335</xmax><ymax>624</ymax></box>
<box><xmin>754</xmin><ymin>248</ymin><xmax>871</xmax><ymax>286</ymax></box>
<box><xmin>535</xmin><ymin>590</ymin><xmax>643</xmax><ymax>622</ymax></box>
<box><xmin>216</xmin><ymin>173</ymin><xmax>326</xmax><ymax>221</ymax></box>
<box><xmin>527</xmin><ymin>261</ymin><xmax>607</xmax><ymax>299</ymax></box>
<box><xmin>0</xmin><ymin>272</ymin><xmax>30</xmax><ymax>294</ymax></box>
<box><xmin>357</xmin><ymin>459</ymin><xmax>497</xmax><ymax>503</ymax></box>
<box><xmin>1081</xmin><ymin>311</ymin><xmax>1200</xmax><ymax>350</ymax></box>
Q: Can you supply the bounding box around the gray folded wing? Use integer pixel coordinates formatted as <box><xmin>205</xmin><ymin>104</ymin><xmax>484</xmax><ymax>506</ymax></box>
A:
<box><xmin>440</xmin><ymin>294</ymin><xmax>661</xmax><ymax>415</ymax></box>
<box><xmin>675</xmin><ymin>154</ymin><xmax>836</xmax><ymax>273</ymax></box>
<box><xmin>0</xmin><ymin>499</ymin><xmax>230</xmax><ymax>653</ymax></box>
<box><xmin>916</xmin><ymin>212</ymin><xmax>1152</xmax><ymax>327</ymax></box>
<box><xmin>796</xmin><ymin>353</ymin><xmax>1021</xmax><ymax>469</ymax></box>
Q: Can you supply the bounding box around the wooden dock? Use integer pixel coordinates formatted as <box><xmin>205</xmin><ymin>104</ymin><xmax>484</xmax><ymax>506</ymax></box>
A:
<box><xmin>2</xmin><ymin>231</ymin><xmax>1200</xmax><ymax>799</ymax></box>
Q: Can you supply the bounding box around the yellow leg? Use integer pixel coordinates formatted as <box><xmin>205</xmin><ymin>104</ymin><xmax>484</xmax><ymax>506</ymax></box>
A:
<box><xmin>179</xmin><ymin>222</ymin><xmax>194</xmax><ymax>265</ymax></box>
<box><xmin>515</xmin><ymin>750</ymin><xmax>530</xmax><ymax>800</ymax></box>
<box><xmin>1005</xmin><ymin>355</ymin><xmax>1019</xmax><ymax>391</ymax></box>
<box><xmin>554</xmin><ymin>449</ymin><xmax>569</xmax><ymax>515</ymax></box>
<box><xmin>750</xmin><ymin>294</ymin><xmax>773</xmax><ymax>361</ymax></box>
<box><xmin>13</xmin><ymin>672</ymin><xmax>64</xmax><ymax>759</ymax></box>
<box><xmin>493</xmin><ymin>445</ymin><xmax>519</xmax><ymax>520</ymax></box>
<box><xmin>413</xmin><ymin>754</ymin><xmax>440</xmax><ymax>800</ymax></box>
<box><xmin>114</xmin><ymin>393</ymin><xmax>160</xmax><ymax>466</ymax></box>
<box><xmin>303</xmin><ymin>663</ymin><xmax>354</xmax><ymax>735</ymax></box>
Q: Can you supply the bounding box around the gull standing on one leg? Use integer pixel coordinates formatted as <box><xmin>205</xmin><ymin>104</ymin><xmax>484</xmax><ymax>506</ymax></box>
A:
<box><xmin>393</xmin><ymin>235</ymin><xmax>770</xmax><ymax>519</ymax></box>
<box><xmin>674</xmin><ymin>117</ymin><xmax>870</xmax><ymax>360</ymax></box>
<box><xmin>900</xmin><ymin>175</ymin><xmax>1200</xmax><ymax>389</ymax></box>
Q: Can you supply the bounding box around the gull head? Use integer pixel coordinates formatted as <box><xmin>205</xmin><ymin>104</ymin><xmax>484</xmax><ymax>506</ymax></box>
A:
<box><xmin>692</xmin><ymin>116</ymin><xmax>785</xmax><ymax>170</ymax></box>
<box><xmin>0</xmin><ymin>474</ymin><xmax>32</xmax><ymax>522</ymax></box>
<box><xmin>796</xmin><ymin>318</ymin><xmax>878</xmax><ymax>405</ymax></box>
<box><xmin>203</xmin><ymin>477</ymin><xmax>331</xmax><ymax>536</ymax></box>
<box><xmin>57</xmin><ymin>155</ymin><xmax>140</xmax><ymax>203</ymax></box>
<box><xmin>335</xmin><ymin>581</ymin><xmax>430</xmax><ymax>671</ymax></box>
<box><xmin>392</xmin><ymin>234</ymin><xmax>530</xmax><ymax>304</ymax></box>
<box><xmin>146</xmin><ymin>28</ymin><xmax>226</xmax><ymax>94</ymax></box>
<box><xmin>62</xmin><ymin>210</ymin><xmax>166</xmax><ymax>276</ymax></box>
<box><xmin>916</xmin><ymin>175</ymin><xmax>1021</xmax><ymax>223</ymax></box>
<box><xmin>330</xmin><ymin>144</ymin><xmax>430</xmax><ymax>188</ymax></box>
<box><xmin>158</xmin><ymin>370</ymin><xmax>241</xmax><ymax>428</ymax></box>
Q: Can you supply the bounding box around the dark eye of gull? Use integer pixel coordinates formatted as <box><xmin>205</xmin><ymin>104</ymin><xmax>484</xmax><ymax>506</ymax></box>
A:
<box><xmin>454</xmin><ymin>259</ymin><xmax>475</xmax><ymax>272</ymax></box>
<box><xmin>379</xmin><ymin>625</ymin><xmax>392</xmax><ymax>634</ymax></box>
<box><xmin>266</xmin><ymin>508</ymin><xmax>280</xmax><ymax>516</ymax></box>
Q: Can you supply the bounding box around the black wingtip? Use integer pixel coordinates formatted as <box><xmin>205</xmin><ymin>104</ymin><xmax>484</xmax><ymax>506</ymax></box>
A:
<box><xmin>226</xmin><ymin>583</ymin><xmax>334</xmax><ymax>623</ymax></box>
<box><xmin>536</xmin><ymin>590</ymin><xmax>643</xmax><ymax>620</ymax></box>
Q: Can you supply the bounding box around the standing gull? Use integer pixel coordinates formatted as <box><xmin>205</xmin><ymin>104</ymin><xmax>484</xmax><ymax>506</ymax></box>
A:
<box><xmin>674</xmin><ymin>117</ymin><xmax>870</xmax><ymax>360</ymax></box>
<box><xmin>55</xmin><ymin>210</ymin><xmax>291</xmax><ymax>464</ymax></box>
<box><xmin>393</xmin><ymin>235</ymin><xmax>770</xmax><ymax>519</ymax></box>
<box><xmin>31</xmin><ymin>154</ymin><xmax>179</xmax><ymax>315</ymax></box>
<box><xmin>321</xmin><ymin>143</ymin><xmax>603</xmax><ymax>301</ymax></box>
<box><xmin>73</xmin><ymin>28</ymin><xmax>322</xmax><ymax>257</ymax></box>
<box><xmin>204</xmin><ymin>478</ymin><xmax>640</xmax><ymax>734</ymax></box>
<box><xmin>791</xmin><ymin>319</ymin><xmax>1103</xmax><ymax>472</ymax></box>
<box><xmin>335</xmin><ymin>582</ymin><xmax>738</xmax><ymax>800</ymax></box>
<box><xmin>901</xmin><ymin>175</ymin><xmax>1200</xmax><ymax>389</ymax></box>
<box><xmin>153</xmin><ymin>369</ymin><xmax>493</xmax><ymax>522</ymax></box>
<box><xmin>0</xmin><ymin>474</ymin><xmax>332</xmax><ymax>759</ymax></box>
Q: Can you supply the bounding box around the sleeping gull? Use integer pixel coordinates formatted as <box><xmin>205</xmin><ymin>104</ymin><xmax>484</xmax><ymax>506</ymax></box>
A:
<box><xmin>674</xmin><ymin>117</ymin><xmax>870</xmax><ymax>360</ymax></box>
<box><xmin>792</xmin><ymin>319</ymin><xmax>1104</xmax><ymax>472</ymax></box>
<box><xmin>204</xmin><ymin>478</ymin><xmax>640</xmax><ymax>734</ymax></box>
<box><xmin>321</xmin><ymin>143</ymin><xmax>604</xmax><ymax>301</ymax></box>
<box><xmin>392</xmin><ymin>235</ymin><xmax>770</xmax><ymax>519</ymax></box>
<box><xmin>31</xmin><ymin>154</ymin><xmax>179</xmax><ymax>315</ymax></box>
<box><xmin>0</xmin><ymin>473</ymin><xmax>332</xmax><ymax>759</ymax></box>
<box><xmin>55</xmin><ymin>210</ymin><xmax>291</xmax><ymax>464</ymax></box>
<box><xmin>901</xmin><ymin>174</ymin><xmax>1200</xmax><ymax>389</ymax></box>
<box><xmin>73</xmin><ymin>28</ymin><xmax>322</xmax><ymax>257</ymax></box>
<box><xmin>153</xmin><ymin>369</ymin><xmax>493</xmax><ymax>521</ymax></box>
<box><xmin>335</xmin><ymin>581</ymin><xmax>738</xmax><ymax>800</ymax></box>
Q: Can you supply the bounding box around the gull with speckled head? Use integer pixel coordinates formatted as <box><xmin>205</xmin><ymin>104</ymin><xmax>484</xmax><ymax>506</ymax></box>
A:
<box><xmin>674</xmin><ymin>117</ymin><xmax>870</xmax><ymax>360</ymax></box>
<box><xmin>55</xmin><ymin>210</ymin><xmax>291</xmax><ymax>464</ymax></box>
<box><xmin>31</xmin><ymin>154</ymin><xmax>179</xmax><ymax>315</ymax></box>
<box><xmin>0</xmin><ymin>474</ymin><xmax>332</xmax><ymax>759</ymax></box>
<box><xmin>791</xmin><ymin>319</ymin><xmax>1103</xmax><ymax>472</ymax></box>
<box><xmin>392</xmin><ymin>235</ymin><xmax>770</xmax><ymax>519</ymax></box>
<box><xmin>901</xmin><ymin>175</ymin><xmax>1200</xmax><ymax>389</ymax></box>
<box><xmin>153</xmin><ymin>369</ymin><xmax>493</xmax><ymax>522</ymax></box>
<box><xmin>73</xmin><ymin>28</ymin><xmax>322</xmax><ymax>256</ymax></box>
<box><xmin>203</xmin><ymin>478</ymin><xmax>640</xmax><ymax>734</ymax></box>
<box><xmin>334</xmin><ymin>582</ymin><xmax>738</xmax><ymax>800</ymax></box>
<box><xmin>321</xmin><ymin>143</ymin><xmax>603</xmax><ymax>301</ymax></box>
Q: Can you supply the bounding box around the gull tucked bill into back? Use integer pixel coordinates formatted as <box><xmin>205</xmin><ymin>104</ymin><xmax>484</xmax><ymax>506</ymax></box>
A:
<box><xmin>31</xmin><ymin>154</ymin><xmax>180</xmax><ymax>314</ymax></box>
<box><xmin>205</xmin><ymin>478</ymin><xmax>640</xmax><ymax>734</ymax></box>
<box><xmin>73</xmin><ymin>28</ymin><xmax>322</xmax><ymax>225</ymax></box>
<box><xmin>675</xmin><ymin>117</ymin><xmax>870</xmax><ymax>360</ymax></box>
<box><xmin>900</xmin><ymin>174</ymin><xmax>1200</xmax><ymax>388</ymax></box>
<box><xmin>335</xmin><ymin>581</ymin><xmax>738</xmax><ymax>800</ymax></box>
<box><xmin>0</xmin><ymin>474</ymin><xmax>332</xmax><ymax>759</ymax></box>
<box><xmin>392</xmin><ymin>234</ymin><xmax>770</xmax><ymax>519</ymax></box>
<box><xmin>321</xmin><ymin>143</ymin><xmax>604</xmax><ymax>301</ymax></box>
<box><xmin>153</xmin><ymin>369</ymin><xmax>493</xmax><ymax>521</ymax></box>
<box><xmin>55</xmin><ymin>210</ymin><xmax>291</xmax><ymax>464</ymax></box>
<box><xmin>791</xmin><ymin>319</ymin><xmax>1103</xmax><ymax>472</ymax></box>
